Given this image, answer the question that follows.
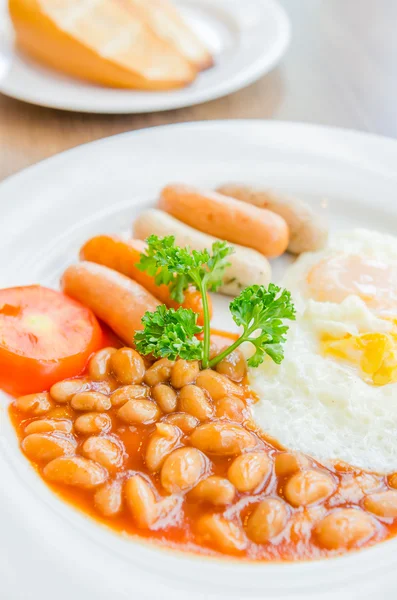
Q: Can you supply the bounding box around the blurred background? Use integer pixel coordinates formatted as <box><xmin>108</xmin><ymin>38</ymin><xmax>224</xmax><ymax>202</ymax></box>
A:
<box><xmin>1</xmin><ymin>0</ymin><xmax>396</xmax><ymax>181</ymax></box>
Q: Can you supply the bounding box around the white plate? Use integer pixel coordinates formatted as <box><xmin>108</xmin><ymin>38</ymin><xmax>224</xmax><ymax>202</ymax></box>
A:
<box><xmin>0</xmin><ymin>121</ymin><xmax>397</xmax><ymax>600</ymax></box>
<box><xmin>0</xmin><ymin>0</ymin><xmax>290</xmax><ymax>114</ymax></box>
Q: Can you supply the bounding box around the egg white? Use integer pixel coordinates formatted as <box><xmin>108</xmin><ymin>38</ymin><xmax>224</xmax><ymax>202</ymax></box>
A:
<box><xmin>248</xmin><ymin>229</ymin><xmax>397</xmax><ymax>474</ymax></box>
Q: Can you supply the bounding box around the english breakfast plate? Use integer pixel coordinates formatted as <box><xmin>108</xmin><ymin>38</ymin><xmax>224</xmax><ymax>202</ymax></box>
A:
<box><xmin>0</xmin><ymin>121</ymin><xmax>397</xmax><ymax>600</ymax></box>
<box><xmin>0</xmin><ymin>0</ymin><xmax>290</xmax><ymax>113</ymax></box>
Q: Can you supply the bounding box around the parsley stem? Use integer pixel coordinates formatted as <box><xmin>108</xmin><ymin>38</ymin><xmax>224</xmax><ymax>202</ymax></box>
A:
<box><xmin>208</xmin><ymin>334</ymin><xmax>247</xmax><ymax>369</ymax></box>
<box><xmin>199</xmin><ymin>281</ymin><xmax>211</xmax><ymax>368</ymax></box>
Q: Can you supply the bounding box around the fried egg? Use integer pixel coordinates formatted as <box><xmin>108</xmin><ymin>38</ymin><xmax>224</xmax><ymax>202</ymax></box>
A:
<box><xmin>284</xmin><ymin>228</ymin><xmax>397</xmax><ymax>316</ymax></box>
<box><xmin>248</xmin><ymin>229</ymin><xmax>397</xmax><ymax>473</ymax></box>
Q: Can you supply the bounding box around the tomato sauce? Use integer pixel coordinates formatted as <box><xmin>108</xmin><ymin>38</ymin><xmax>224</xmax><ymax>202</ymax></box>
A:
<box><xmin>8</xmin><ymin>333</ymin><xmax>397</xmax><ymax>561</ymax></box>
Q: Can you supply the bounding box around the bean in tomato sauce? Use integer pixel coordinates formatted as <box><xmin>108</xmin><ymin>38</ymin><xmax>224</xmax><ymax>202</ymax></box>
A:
<box><xmin>9</xmin><ymin>347</ymin><xmax>396</xmax><ymax>561</ymax></box>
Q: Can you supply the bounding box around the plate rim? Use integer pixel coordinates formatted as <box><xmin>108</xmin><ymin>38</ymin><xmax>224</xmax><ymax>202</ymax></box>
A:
<box><xmin>1</xmin><ymin>118</ymin><xmax>397</xmax><ymax>191</ymax></box>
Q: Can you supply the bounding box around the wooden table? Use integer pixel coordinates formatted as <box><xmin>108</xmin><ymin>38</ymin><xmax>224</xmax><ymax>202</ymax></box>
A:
<box><xmin>1</xmin><ymin>0</ymin><xmax>396</xmax><ymax>182</ymax></box>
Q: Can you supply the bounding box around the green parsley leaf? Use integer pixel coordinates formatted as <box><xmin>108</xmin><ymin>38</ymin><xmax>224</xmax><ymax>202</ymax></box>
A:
<box><xmin>134</xmin><ymin>305</ymin><xmax>203</xmax><ymax>361</ymax></box>
<box><xmin>229</xmin><ymin>284</ymin><xmax>296</xmax><ymax>366</ymax></box>
<box><xmin>137</xmin><ymin>235</ymin><xmax>232</xmax><ymax>301</ymax></box>
<box><xmin>209</xmin><ymin>284</ymin><xmax>296</xmax><ymax>369</ymax></box>
<box><xmin>205</xmin><ymin>241</ymin><xmax>234</xmax><ymax>292</ymax></box>
<box><xmin>136</xmin><ymin>235</ymin><xmax>187</xmax><ymax>302</ymax></box>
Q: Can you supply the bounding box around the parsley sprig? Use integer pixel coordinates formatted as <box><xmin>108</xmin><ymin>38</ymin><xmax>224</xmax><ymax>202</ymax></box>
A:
<box><xmin>135</xmin><ymin>236</ymin><xmax>295</xmax><ymax>369</ymax></box>
<box><xmin>210</xmin><ymin>284</ymin><xmax>295</xmax><ymax>368</ymax></box>
<box><xmin>137</xmin><ymin>235</ymin><xmax>232</xmax><ymax>367</ymax></box>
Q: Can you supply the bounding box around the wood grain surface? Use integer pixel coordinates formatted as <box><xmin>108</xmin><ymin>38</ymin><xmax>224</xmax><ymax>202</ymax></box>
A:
<box><xmin>1</xmin><ymin>0</ymin><xmax>396</xmax><ymax>182</ymax></box>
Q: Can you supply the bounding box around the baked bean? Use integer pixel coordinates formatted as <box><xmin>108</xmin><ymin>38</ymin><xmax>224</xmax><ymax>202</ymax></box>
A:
<box><xmin>92</xmin><ymin>379</ymin><xmax>118</xmax><ymax>395</ymax></box>
<box><xmin>152</xmin><ymin>384</ymin><xmax>177</xmax><ymax>413</ymax></box>
<box><xmin>43</xmin><ymin>456</ymin><xmax>108</xmax><ymax>489</ymax></box>
<box><xmin>50</xmin><ymin>379</ymin><xmax>90</xmax><ymax>404</ymax></box>
<box><xmin>48</xmin><ymin>406</ymin><xmax>74</xmax><ymax>420</ymax></box>
<box><xmin>364</xmin><ymin>491</ymin><xmax>397</xmax><ymax>518</ymax></box>
<box><xmin>125</xmin><ymin>474</ymin><xmax>180</xmax><ymax>529</ymax></box>
<box><xmin>110</xmin><ymin>348</ymin><xmax>145</xmax><ymax>385</ymax></box>
<box><xmin>71</xmin><ymin>391</ymin><xmax>111</xmax><ymax>411</ymax></box>
<box><xmin>179</xmin><ymin>385</ymin><xmax>214</xmax><ymax>420</ymax></box>
<box><xmin>188</xmin><ymin>476</ymin><xmax>235</xmax><ymax>506</ymax></box>
<box><xmin>111</xmin><ymin>385</ymin><xmax>148</xmax><ymax>407</ymax></box>
<box><xmin>152</xmin><ymin>491</ymin><xmax>182</xmax><ymax>525</ymax></box>
<box><xmin>388</xmin><ymin>473</ymin><xmax>397</xmax><ymax>489</ymax></box>
<box><xmin>215</xmin><ymin>349</ymin><xmax>246</xmax><ymax>382</ymax></box>
<box><xmin>144</xmin><ymin>358</ymin><xmax>174</xmax><ymax>387</ymax></box>
<box><xmin>275</xmin><ymin>452</ymin><xmax>311</xmax><ymax>478</ymax></box>
<box><xmin>22</xmin><ymin>433</ymin><xmax>76</xmax><ymax>463</ymax></box>
<box><xmin>315</xmin><ymin>509</ymin><xmax>376</xmax><ymax>549</ymax></box>
<box><xmin>81</xmin><ymin>435</ymin><xmax>125</xmax><ymax>471</ymax></box>
<box><xmin>196</xmin><ymin>514</ymin><xmax>247</xmax><ymax>553</ymax></box>
<box><xmin>336</xmin><ymin>472</ymin><xmax>382</xmax><ymax>505</ymax></box>
<box><xmin>117</xmin><ymin>399</ymin><xmax>160</xmax><ymax>425</ymax></box>
<box><xmin>246</xmin><ymin>498</ymin><xmax>289</xmax><ymax>543</ymax></box>
<box><xmin>171</xmin><ymin>360</ymin><xmax>200</xmax><ymax>389</ymax></box>
<box><xmin>215</xmin><ymin>396</ymin><xmax>246</xmax><ymax>422</ymax></box>
<box><xmin>162</xmin><ymin>412</ymin><xmax>199</xmax><ymax>434</ymax></box>
<box><xmin>14</xmin><ymin>392</ymin><xmax>52</xmax><ymax>415</ymax></box>
<box><xmin>94</xmin><ymin>479</ymin><xmax>123</xmax><ymax>517</ymax></box>
<box><xmin>161</xmin><ymin>447</ymin><xmax>208</xmax><ymax>493</ymax></box>
<box><xmin>89</xmin><ymin>347</ymin><xmax>117</xmax><ymax>381</ymax></box>
<box><xmin>227</xmin><ymin>452</ymin><xmax>271</xmax><ymax>492</ymax></box>
<box><xmin>125</xmin><ymin>475</ymin><xmax>157</xmax><ymax>528</ymax></box>
<box><xmin>196</xmin><ymin>370</ymin><xmax>244</xmax><ymax>401</ymax></box>
<box><xmin>74</xmin><ymin>413</ymin><xmax>112</xmax><ymax>435</ymax></box>
<box><xmin>24</xmin><ymin>419</ymin><xmax>73</xmax><ymax>435</ymax></box>
<box><xmin>145</xmin><ymin>423</ymin><xmax>181</xmax><ymax>472</ymax></box>
<box><xmin>190</xmin><ymin>420</ymin><xmax>257</xmax><ymax>456</ymax></box>
<box><xmin>284</xmin><ymin>469</ymin><xmax>336</xmax><ymax>507</ymax></box>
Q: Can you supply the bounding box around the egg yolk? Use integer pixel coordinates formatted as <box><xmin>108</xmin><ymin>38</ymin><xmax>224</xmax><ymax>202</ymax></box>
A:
<box><xmin>307</xmin><ymin>255</ymin><xmax>397</xmax><ymax>313</ymax></box>
<box><xmin>322</xmin><ymin>330</ymin><xmax>397</xmax><ymax>386</ymax></box>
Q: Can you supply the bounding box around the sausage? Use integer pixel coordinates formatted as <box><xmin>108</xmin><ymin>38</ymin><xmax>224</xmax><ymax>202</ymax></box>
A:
<box><xmin>133</xmin><ymin>210</ymin><xmax>271</xmax><ymax>296</ymax></box>
<box><xmin>158</xmin><ymin>184</ymin><xmax>289</xmax><ymax>258</ymax></box>
<box><xmin>61</xmin><ymin>262</ymin><xmax>160</xmax><ymax>345</ymax></box>
<box><xmin>216</xmin><ymin>184</ymin><xmax>328</xmax><ymax>254</ymax></box>
<box><xmin>79</xmin><ymin>235</ymin><xmax>211</xmax><ymax>325</ymax></box>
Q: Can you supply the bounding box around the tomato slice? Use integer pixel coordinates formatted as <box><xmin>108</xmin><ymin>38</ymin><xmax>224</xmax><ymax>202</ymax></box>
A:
<box><xmin>0</xmin><ymin>286</ymin><xmax>102</xmax><ymax>396</ymax></box>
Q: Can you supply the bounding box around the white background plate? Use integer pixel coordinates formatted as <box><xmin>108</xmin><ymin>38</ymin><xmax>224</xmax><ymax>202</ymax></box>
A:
<box><xmin>0</xmin><ymin>121</ymin><xmax>397</xmax><ymax>600</ymax></box>
<box><xmin>0</xmin><ymin>0</ymin><xmax>290</xmax><ymax>113</ymax></box>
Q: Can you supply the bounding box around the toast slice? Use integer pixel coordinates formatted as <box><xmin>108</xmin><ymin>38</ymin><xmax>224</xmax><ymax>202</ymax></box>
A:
<box><xmin>122</xmin><ymin>0</ymin><xmax>213</xmax><ymax>70</ymax></box>
<box><xmin>9</xmin><ymin>0</ymin><xmax>197</xmax><ymax>90</ymax></box>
